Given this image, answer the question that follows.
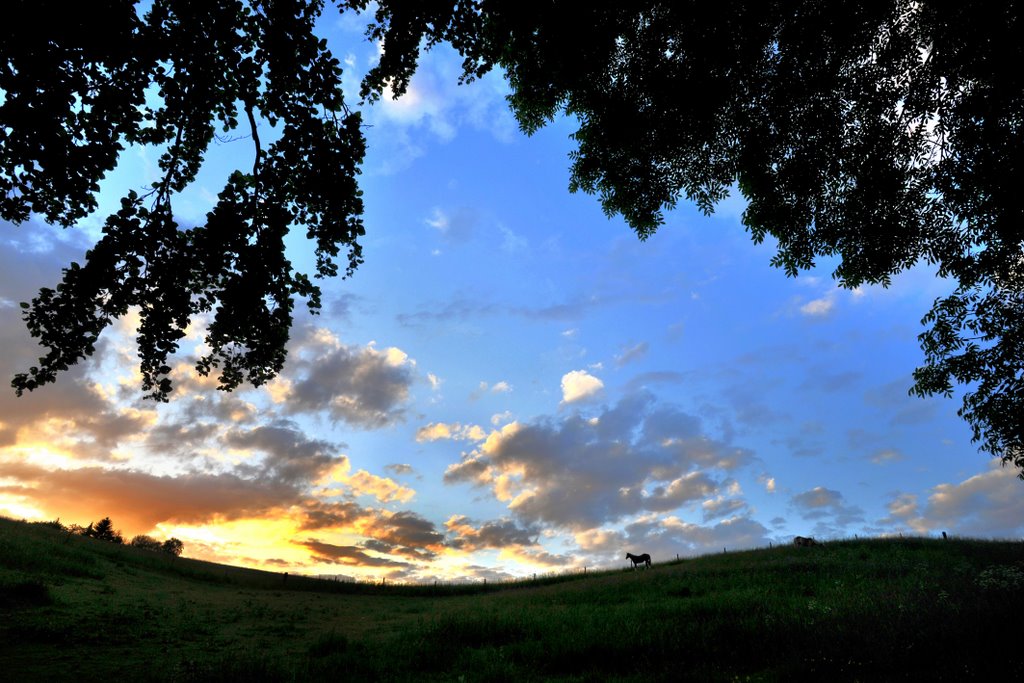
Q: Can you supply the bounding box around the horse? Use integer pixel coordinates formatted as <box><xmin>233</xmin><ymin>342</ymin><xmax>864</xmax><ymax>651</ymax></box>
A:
<box><xmin>626</xmin><ymin>552</ymin><xmax>652</xmax><ymax>569</ymax></box>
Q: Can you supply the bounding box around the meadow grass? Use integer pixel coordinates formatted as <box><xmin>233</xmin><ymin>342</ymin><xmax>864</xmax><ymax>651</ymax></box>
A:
<box><xmin>2</xmin><ymin>516</ymin><xmax>1023</xmax><ymax>681</ymax></box>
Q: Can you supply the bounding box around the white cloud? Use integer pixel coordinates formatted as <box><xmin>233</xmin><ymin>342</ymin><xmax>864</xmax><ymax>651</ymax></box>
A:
<box><xmin>472</xmin><ymin>380</ymin><xmax>514</xmax><ymax>399</ymax></box>
<box><xmin>800</xmin><ymin>296</ymin><xmax>835</xmax><ymax>316</ymax></box>
<box><xmin>491</xmin><ymin>411</ymin><xmax>514</xmax><ymax>427</ymax></box>
<box><xmin>561</xmin><ymin>370</ymin><xmax>604</xmax><ymax>404</ymax></box>
<box><xmin>363</xmin><ymin>44</ymin><xmax>517</xmax><ymax>175</ymax></box>
<box><xmin>916</xmin><ymin>462</ymin><xmax>1024</xmax><ymax>537</ymax></box>
<box><xmin>425</xmin><ymin>208</ymin><xmax>449</xmax><ymax>231</ymax></box>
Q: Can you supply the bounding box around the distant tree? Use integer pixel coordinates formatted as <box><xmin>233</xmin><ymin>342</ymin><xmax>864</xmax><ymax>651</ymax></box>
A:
<box><xmin>84</xmin><ymin>517</ymin><xmax>124</xmax><ymax>544</ymax></box>
<box><xmin>129</xmin><ymin>534</ymin><xmax>163</xmax><ymax>551</ymax></box>
<box><xmin>162</xmin><ymin>538</ymin><xmax>184</xmax><ymax>557</ymax></box>
<box><xmin>3</xmin><ymin>1</ymin><xmax>1022</xmax><ymax>473</ymax></box>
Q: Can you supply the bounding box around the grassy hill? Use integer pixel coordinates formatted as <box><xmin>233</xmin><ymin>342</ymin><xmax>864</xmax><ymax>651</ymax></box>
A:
<box><xmin>2</xmin><ymin>516</ymin><xmax>1023</xmax><ymax>682</ymax></box>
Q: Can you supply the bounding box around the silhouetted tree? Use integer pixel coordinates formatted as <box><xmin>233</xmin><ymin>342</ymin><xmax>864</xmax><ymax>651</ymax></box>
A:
<box><xmin>129</xmin><ymin>534</ymin><xmax>163</xmax><ymax>551</ymax></box>
<box><xmin>162</xmin><ymin>538</ymin><xmax>184</xmax><ymax>557</ymax></box>
<box><xmin>83</xmin><ymin>517</ymin><xmax>124</xmax><ymax>544</ymax></box>
<box><xmin>3</xmin><ymin>1</ymin><xmax>1022</xmax><ymax>472</ymax></box>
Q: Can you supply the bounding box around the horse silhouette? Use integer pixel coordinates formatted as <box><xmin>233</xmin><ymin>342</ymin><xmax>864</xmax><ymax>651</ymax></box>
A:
<box><xmin>626</xmin><ymin>552</ymin><xmax>651</xmax><ymax>569</ymax></box>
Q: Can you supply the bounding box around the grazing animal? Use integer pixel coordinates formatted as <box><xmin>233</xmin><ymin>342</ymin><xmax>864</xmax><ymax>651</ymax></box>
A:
<box><xmin>793</xmin><ymin>536</ymin><xmax>819</xmax><ymax>547</ymax></box>
<box><xmin>626</xmin><ymin>552</ymin><xmax>652</xmax><ymax>569</ymax></box>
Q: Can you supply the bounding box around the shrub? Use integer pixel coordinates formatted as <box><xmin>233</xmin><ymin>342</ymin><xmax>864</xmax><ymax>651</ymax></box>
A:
<box><xmin>130</xmin><ymin>535</ymin><xmax>163</xmax><ymax>551</ymax></box>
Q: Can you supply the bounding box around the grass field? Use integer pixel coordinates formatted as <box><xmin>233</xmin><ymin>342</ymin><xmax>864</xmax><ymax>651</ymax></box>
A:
<box><xmin>2</xmin><ymin>515</ymin><xmax>1023</xmax><ymax>681</ymax></box>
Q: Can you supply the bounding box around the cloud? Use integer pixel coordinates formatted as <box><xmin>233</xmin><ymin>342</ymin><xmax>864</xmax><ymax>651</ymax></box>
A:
<box><xmin>915</xmin><ymin>463</ymin><xmax>1024</xmax><ymax>537</ymax></box>
<box><xmin>415</xmin><ymin>422</ymin><xmax>487</xmax><ymax>442</ymax></box>
<box><xmin>579</xmin><ymin>513</ymin><xmax>772</xmax><ymax>561</ymax></box>
<box><xmin>278</xmin><ymin>327</ymin><xmax>416</xmax><ymax>428</ymax></box>
<box><xmin>295</xmin><ymin>500</ymin><xmax>367</xmax><ymax>530</ymax></box>
<box><xmin>443</xmin><ymin>391</ymin><xmax>753</xmax><ymax>529</ymax></box>
<box><xmin>806</xmin><ymin>370</ymin><xmax>863</xmax><ymax>393</ymax></box>
<box><xmin>334</xmin><ymin>468</ymin><xmax>416</xmax><ymax>504</ymax></box>
<box><xmin>396</xmin><ymin>297</ymin><xmax>500</xmax><ymax>328</ymax></box>
<box><xmin>0</xmin><ymin>460</ymin><xmax>302</xmax><ymax>534</ymax></box>
<box><xmin>500</xmin><ymin>224</ymin><xmax>527</xmax><ymax>253</ymax></box>
<box><xmin>364</xmin><ymin>510</ymin><xmax>447</xmax><ymax>550</ymax></box>
<box><xmin>560</xmin><ymin>370</ymin><xmax>604</xmax><ymax>404</ymax></box>
<box><xmin>622</xmin><ymin>371</ymin><xmax>687</xmax><ymax>393</ymax></box>
<box><xmin>702</xmin><ymin>497</ymin><xmax>748</xmax><ymax>522</ymax></box>
<box><xmin>878</xmin><ymin>492</ymin><xmax>921</xmax><ymax>529</ymax></box>
<box><xmin>298</xmin><ymin>504</ymin><xmax>448</xmax><ymax>565</ymax></box>
<box><xmin>225</xmin><ymin>421</ymin><xmax>342</xmax><ymax>487</ymax></box>
<box><xmin>870</xmin><ymin>448</ymin><xmax>905</xmax><ymax>465</ymax></box>
<box><xmin>800</xmin><ymin>296</ymin><xmax>835</xmax><ymax>316</ymax></box>
<box><xmin>863</xmin><ymin>377</ymin><xmax>939</xmax><ymax>426</ymax></box>
<box><xmin>790</xmin><ymin>486</ymin><xmax>865</xmax><ymax>535</ymax></box>
<box><xmin>615</xmin><ymin>342</ymin><xmax>649</xmax><ymax>367</ymax></box>
<box><xmin>396</xmin><ymin>292</ymin><xmax>628</xmax><ymax>328</ymax></box>
<box><xmin>363</xmin><ymin>44</ymin><xmax>517</xmax><ymax>174</ymax></box>
<box><xmin>470</xmin><ymin>381</ymin><xmax>513</xmax><ymax>399</ymax></box>
<box><xmin>424</xmin><ymin>206</ymin><xmax>478</xmax><ymax>244</ymax></box>
<box><xmin>299</xmin><ymin>539</ymin><xmax>410</xmax><ymax>567</ymax></box>
<box><xmin>445</xmin><ymin>515</ymin><xmax>540</xmax><ymax>551</ymax></box>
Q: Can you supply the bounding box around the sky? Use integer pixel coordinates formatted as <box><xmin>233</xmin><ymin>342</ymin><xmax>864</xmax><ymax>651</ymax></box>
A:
<box><xmin>1</xmin><ymin>10</ymin><xmax>1022</xmax><ymax>583</ymax></box>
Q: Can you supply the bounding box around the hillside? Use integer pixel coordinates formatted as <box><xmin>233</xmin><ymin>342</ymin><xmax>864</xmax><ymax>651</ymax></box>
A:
<box><xmin>2</xmin><ymin>516</ymin><xmax>1023</xmax><ymax>682</ymax></box>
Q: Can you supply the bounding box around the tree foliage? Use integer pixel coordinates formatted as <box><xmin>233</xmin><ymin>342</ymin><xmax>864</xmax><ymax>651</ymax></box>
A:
<box><xmin>82</xmin><ymin>516</ymin><xmax>124</xmax><ymax>544</ymax></box>
<box><xmin>129</xmin><ymin>534</ymin><xmax>164</xmax><ymax>551</ymax></box>
<box><xmin>2</xmin><ymin>1</ymin><xmax>1022</xmax><ymax>471</ymax></box>
<box><xmin>2</xmin><ymin>0</ymin><xmax>365</xmax><ymax>400</ymax></box>
<box><xmin>162</xmin><ymin>537</ymin><xmax>185</xmax><ymax>556</ymax></box>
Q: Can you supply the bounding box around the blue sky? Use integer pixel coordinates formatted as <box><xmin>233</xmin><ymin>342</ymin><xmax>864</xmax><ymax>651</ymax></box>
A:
<box><xmin>1</xmin><ymin>13</ymin><xmax>1021</xmax><ymax>582</ymax></box>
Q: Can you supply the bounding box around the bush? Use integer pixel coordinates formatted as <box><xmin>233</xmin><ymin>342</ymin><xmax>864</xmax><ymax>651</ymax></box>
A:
<box><xmin>130</xmin><ymin>535</ymin><xmax>163</xmax><ymax>551</ymax></box>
